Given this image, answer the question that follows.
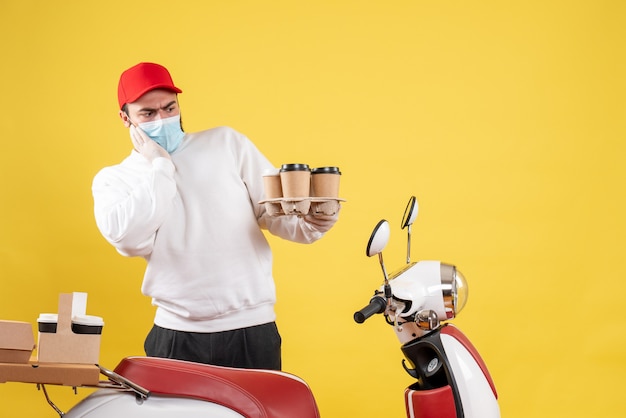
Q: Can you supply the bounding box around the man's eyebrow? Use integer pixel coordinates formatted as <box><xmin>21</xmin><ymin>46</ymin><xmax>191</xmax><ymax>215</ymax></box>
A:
<box><xmin>161</xmin><ymin>100</ymin><xmax>177</xmax><ymax>109</ymax></box>
<box><xmin>137</xmin><ymin>101</ymin><xmax>178</xmax><ymax>113</ymax></box>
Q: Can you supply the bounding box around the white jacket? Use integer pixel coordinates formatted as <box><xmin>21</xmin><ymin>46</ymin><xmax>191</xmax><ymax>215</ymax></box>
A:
<box><xmin>93</xmin><ymin>126</ymin><xmax>325</xmax><ymax>332</ymax></box>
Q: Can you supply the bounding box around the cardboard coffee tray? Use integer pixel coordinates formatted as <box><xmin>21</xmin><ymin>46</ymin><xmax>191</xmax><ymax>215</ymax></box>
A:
<box><xmin>259</xmin><ymin>197</ymin><xmax>345</xmax><ymax>216</ymax></box>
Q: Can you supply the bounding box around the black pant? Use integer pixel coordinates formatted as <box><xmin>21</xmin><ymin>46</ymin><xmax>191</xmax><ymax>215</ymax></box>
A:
<box><xmin>144</xmin><ymin>322</ymin><xmax>282</xmax><ymax>370</ymax></box>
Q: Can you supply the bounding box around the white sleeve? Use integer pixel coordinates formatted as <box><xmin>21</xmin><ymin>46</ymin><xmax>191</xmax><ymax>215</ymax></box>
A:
<box><xmin>92</xmin><ymin>156</ymin><xmax>177</xmax><ymax>257</ymax></box>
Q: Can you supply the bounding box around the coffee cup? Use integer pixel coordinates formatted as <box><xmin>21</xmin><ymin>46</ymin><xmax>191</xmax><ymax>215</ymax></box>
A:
<box><xmin>262</xmin><ymin>168</ymin><xmax>283</xmax><ymax>199</ymax></box>
<box><xmin>311</xmin><ymin>166</ymin><xmax>341</xmax><ymax>198</ymax></box>
<box><xmin>71</xmin><ymin>315</ymin><xmax>104</xmax><ymax>335</ymax></box>
<box><xmin>37</xmin><ymin>313</ymin><xmax>58</xmax><ymax>333</ymax></box>
<box><xmin>279</xmin><ymin>164</ymin><xmax>311</xmax><ymax>198</ymax></box>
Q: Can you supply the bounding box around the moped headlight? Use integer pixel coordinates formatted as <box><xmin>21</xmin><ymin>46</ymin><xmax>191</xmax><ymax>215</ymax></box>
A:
<box><xmin>441</xmin><ymin>264</ymin><xmax>468</xmax><ymax>319</ymax></box>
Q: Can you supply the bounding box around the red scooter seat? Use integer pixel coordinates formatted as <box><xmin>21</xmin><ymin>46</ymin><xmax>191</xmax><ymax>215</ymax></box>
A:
<box><xmin>113</xmin><ymin>356</ymin><xmax>320</xmax><ymax>418</ymax></box>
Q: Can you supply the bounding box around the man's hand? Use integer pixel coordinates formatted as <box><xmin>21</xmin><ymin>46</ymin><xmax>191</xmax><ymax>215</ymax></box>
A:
<box><xmin>130</xmin><ymin>125</ymin><xmax>171</xmax><ymax>162</ymax></box>
<box><xmin>303</xmin><ymin>209</ymin><xmax>340</xmax><ymax>233</ymax></box>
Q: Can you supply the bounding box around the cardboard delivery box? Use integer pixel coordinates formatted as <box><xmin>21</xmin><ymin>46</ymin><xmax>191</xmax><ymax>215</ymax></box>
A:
<box><xmin>0</xmin><ymin>320</ymin><xmax>35</xmax><ymax>363</ymax></box>
<box><xmin>0</xmin><ymin>361</ymin><xmax>100</xmax><ymax>386</ymax></box>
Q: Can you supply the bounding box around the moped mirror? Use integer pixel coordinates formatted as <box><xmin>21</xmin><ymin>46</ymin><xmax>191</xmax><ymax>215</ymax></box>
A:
<box><xmin>401</xmin><ymin>196</ymin><xmax>418</xmax><ymax>229</ymax></box>
<box><xmin>366</xmin><ymin>220</ymin><xmax>391</xmax><ymax>285</ymax></box>
<box><xmin>401</xmin><ymin>196</ymin><xmax>418</xmax><ymax>263</ymax></box>
<box><xmin>366</xmin><ymin>220</ymin><xmax>390</xmax><ymax>257</ymax></box>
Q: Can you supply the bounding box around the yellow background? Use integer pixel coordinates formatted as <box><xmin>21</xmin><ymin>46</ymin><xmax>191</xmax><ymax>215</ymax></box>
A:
<box><xmin>1</xmin><ymin>1</ymin><xmax>624</xmax><ymax>417</ymax></box>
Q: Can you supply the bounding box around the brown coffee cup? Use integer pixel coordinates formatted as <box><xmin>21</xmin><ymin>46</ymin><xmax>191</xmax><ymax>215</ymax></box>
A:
<box><xmin>279</xmin><ymin>164</ymin><xmax>311</xmax><ymax>198</ymax></box>
<box><xmin>262</xmin><ymin>168</ymin><xmax>283</xmax><ymax>199</ymax></box>
<box><xmin>311</xmin><ymin>166</ymin><xmax>341</xmax><ymax>198</ymax></box>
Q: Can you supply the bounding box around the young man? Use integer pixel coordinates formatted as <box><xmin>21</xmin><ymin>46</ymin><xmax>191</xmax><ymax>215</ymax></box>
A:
<box><xmin>92</xmin><ymin>62</ymin><xmax>338</xmax><ymax>370</ymax></box>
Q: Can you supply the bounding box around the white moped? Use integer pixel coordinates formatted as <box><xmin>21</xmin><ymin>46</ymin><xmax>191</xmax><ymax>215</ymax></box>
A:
<box><xmin>39</xmin><ymin>196</ymin><xmax>499</xmax><ymax>417</ymax></box>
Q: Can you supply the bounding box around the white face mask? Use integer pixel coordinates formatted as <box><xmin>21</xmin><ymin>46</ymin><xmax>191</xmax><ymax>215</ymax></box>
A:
<box><xmin>134</xmin><ymin>115</ymin><xmax>185</xmax><ymax>153</ymax></box>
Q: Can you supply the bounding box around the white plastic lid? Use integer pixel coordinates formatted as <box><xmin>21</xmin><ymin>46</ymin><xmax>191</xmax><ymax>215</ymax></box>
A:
<box><xmin>37</xmin><ymin>313</ymin><xmax>58</xmax><ymax>323</ymax></box>
<box><xmin>72</xmin><ymin>315</ymin><xmax>105</xmax><ymax>326</ymax></box>
<box><xmin>262</xmin><ymin>168</ymin><xmax>280</xmax><ymax>176</ymax></box>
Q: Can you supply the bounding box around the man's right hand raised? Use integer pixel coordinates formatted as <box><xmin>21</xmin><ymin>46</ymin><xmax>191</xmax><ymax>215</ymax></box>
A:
<box><xmin>130</xmin><ymin>125</ymin><xmax>171</xmax><ymax>162</ymax></box>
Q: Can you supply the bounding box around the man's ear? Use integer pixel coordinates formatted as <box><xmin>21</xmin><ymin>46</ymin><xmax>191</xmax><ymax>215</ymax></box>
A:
<box><xmin>119</xmin><ymin>110</ymin><xmax>132</xmax><ymax>128</ymax></box>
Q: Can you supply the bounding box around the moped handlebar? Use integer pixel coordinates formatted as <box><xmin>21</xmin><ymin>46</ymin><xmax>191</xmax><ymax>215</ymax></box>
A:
<box><xmin>353</xmin><ymin>295</ymin><xmax>386</xmax><ymax>324</ymax></box>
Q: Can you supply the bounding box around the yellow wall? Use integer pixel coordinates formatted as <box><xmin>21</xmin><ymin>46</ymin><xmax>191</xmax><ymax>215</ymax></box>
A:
<box><xmin>1</xmin><ymin>1</ymin><xmax>624</xmax><ymax>416</ymax></box>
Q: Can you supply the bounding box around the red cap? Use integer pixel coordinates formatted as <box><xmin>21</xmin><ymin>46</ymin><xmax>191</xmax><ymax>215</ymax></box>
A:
<box><xmin>117</xmin><ymin>62</ymin><xmax>183</xmax><ymax>109</ymax></box>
